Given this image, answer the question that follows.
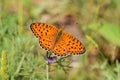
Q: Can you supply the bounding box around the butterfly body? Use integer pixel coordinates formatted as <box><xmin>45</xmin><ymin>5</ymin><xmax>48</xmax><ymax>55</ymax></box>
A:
<box><xmin>30</xmin><ymin>23</ymin><xmax>86</xmax><ymax>56</ymax></box>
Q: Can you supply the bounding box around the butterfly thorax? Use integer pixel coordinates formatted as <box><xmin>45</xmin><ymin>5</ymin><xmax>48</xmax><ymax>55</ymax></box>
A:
<box><xmin>53</xmin><ymin>26</ymin><xmax>64</xmax><ymax>47</ymax></box>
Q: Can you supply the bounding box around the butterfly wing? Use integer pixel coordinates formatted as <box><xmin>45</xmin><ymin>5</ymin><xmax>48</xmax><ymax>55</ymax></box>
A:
<box><xmin>30</xmin><ymin>23</ymin><xmax>58</xmax><ymax>51</ymax></box>
<box><xmin>53</xmin><ymin>32</ymin><xmax>86</xmax><ymax>56</ymax></box>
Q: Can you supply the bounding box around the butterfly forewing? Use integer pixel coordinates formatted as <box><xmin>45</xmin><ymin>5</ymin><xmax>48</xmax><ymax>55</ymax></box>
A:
<box><xmin>30</xmin><ymin>23</ymin><xmax>58</xmax><ymax>50</ymax></box>
<box><xmin>53</xmin><ymin>32</ymin><xmax>86</xmax><ymax>56</ymax></box>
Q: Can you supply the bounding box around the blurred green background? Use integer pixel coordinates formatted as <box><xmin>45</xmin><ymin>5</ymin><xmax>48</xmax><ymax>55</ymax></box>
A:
<box><xmin>0</xmin><ymin>0</ymin><xmax>120</xmax><ymax>80</ymax></box>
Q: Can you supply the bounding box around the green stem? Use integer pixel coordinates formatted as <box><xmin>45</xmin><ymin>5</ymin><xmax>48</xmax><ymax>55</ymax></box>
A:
<box><xmin>46</xmin><ymin>62</ymin><xmax>49</xmax><ymax>80</ymax></box>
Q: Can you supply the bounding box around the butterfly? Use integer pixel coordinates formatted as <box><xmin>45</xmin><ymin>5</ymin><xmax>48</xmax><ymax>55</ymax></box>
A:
<box><xmin>30</xmin><ymin>23</ymin><xmax>86</xmax><ymax>56</ymax></box>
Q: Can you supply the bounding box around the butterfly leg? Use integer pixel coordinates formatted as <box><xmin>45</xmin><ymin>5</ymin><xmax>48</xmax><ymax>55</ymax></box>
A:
<box><xmin>46</xmin><ymin>51</ymin><xmax>57</xmax><ymax>64</ymax></box>
<box><xmin>46</xmin><ymin>51</ymin><xmax>53</xmax><ymax>58</ymax></box>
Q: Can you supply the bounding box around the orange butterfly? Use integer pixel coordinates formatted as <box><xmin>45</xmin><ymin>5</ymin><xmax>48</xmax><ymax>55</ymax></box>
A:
<box><xmin>30</xmin><ymin>23</ymin><xmax>86</xmax><ymax>56</ymax></box>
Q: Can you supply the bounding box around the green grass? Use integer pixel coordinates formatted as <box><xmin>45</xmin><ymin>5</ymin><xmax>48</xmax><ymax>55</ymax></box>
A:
<box><xmin>0</xmin><ymin>0</ymin><xmax>120</xmax><ymax>80</ymax></box>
